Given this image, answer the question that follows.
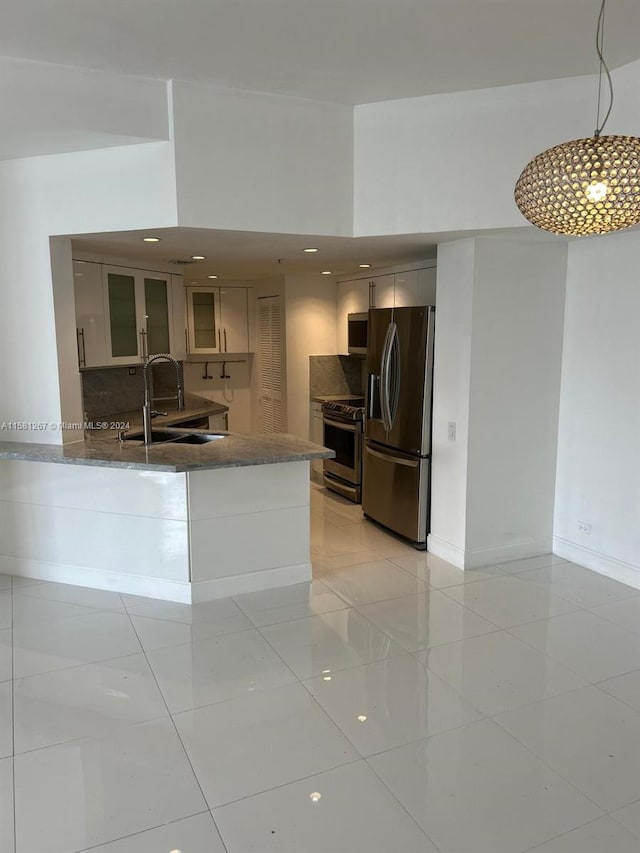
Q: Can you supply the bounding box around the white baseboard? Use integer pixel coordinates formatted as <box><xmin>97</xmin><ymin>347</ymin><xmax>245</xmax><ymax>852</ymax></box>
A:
<box><xmin>553</xmin><ymin>537</ymin><xmax>640</xmax><ymax>591</ymax></box>
<box><xmin>0</xmin><ymin>555</ymin><xmax>192</xmax><ymax>602</ymax></box>
<box><xmin>464</xmin><ymin>538</ymin><xmax>552</xmax><ymax>570</ymax></box>
<box><xmin>191</xmin><ymin>562</ymin><xmax>312</xmax><ymax>602</ymax></box>
<box><xmin>427</xmin><ymin>534</ymin><xmax>465</xmax><ymax>569</ymax></box>
<box><xmin>427</xmin><ymin>534</ymin><xmax>552</xmax><ymax>571</ymax></box>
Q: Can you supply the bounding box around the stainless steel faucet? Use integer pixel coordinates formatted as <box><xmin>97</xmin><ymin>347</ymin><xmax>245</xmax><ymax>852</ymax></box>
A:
<box><xmin>142</xmin><ymin>354</ymin><xmax>185</xmax><ymax>445</ymax></box>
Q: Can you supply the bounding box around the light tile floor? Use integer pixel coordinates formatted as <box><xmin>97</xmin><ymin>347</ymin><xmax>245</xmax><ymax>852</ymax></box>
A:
<box><xmin>1</xmin><ymin>482</ymin><xmax>640</xmax><ymax>851</ymax></box>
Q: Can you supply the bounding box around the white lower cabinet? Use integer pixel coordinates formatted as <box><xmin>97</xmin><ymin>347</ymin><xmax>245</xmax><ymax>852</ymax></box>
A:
<box><xmin>208</xmin><ymin>412</ymin><xmax>228</xmax><ymax>431</ymax></box>
<box><xmin>310</xmin><ymin>402</ymin><xmax>325</xmax><ymax>478</ymax></box>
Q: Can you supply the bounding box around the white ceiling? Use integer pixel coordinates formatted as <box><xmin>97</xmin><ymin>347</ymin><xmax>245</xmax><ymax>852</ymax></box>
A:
<box><xmin>3</xmin><ymin>0</ymin><xmax>640</xmax><ymax>105</ymax></box>
<box><xmin>72</xmin><ymin>228</ymin><xmax>437</xmax><ymax>279</ymax></box>
<box><xmin>71</xmin><ymin>225</ymin><xmax>563</xmax><ymax>280</ymax></box>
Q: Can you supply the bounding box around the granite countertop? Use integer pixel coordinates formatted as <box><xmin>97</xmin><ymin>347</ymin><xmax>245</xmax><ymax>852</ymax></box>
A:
<box><xmin>311</xmin><ymin>394</ymin><xmax>365</xmax><ymax>403</ymax></box>
<box><xmin>0</xmin><ymin>432</ymin><xmax>334</xmax><ymax>473</ymax></box>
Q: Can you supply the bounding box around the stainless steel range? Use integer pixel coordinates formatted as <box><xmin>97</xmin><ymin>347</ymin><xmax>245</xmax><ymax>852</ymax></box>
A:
<box><xmin>322</xmin><ymin>398</ymin><xmax>365</xmax><ymax>503</ymax></box>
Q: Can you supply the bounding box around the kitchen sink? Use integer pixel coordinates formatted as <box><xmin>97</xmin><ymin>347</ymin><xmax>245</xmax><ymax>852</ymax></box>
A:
<box><xmin>121</xmin><ymin>429</ymin><xmax>183</xmax><ymax>443</ymax></box>
<box><xmin>120</xmin><ymin>429</ymin><xmax>226</xmax><ymax>445</ymax></box>
<box><xmin>171</xmin><ymin>433</ymin><xmax>226</xmax><ymax>444</ymax></box>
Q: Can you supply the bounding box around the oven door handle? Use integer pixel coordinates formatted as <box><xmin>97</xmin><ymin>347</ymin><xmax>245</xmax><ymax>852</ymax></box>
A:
<box><xmin>322</xmin><ymin>417</ymin><xmax>359</xmax><ymax>433</ymax></box>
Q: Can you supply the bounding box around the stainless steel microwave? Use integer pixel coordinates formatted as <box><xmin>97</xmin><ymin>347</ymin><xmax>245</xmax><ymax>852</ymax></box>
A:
<box><xmin>347</xmin><ymin>312</ymin><xmax>368</xmax><ymax>355</ymax></box>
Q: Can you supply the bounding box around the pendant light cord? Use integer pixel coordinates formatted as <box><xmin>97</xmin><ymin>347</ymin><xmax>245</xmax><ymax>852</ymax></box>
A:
<box><xmin>595</xmin><ymin>0</ymin><xmax>614</xmax><ymax>136</ymax></box>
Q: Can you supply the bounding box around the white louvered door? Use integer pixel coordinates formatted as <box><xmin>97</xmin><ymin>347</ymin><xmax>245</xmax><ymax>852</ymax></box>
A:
<box><xmin>257</xmin><ymin>295</ymin><xmax>286</xmax><ymax>434</ymax></box>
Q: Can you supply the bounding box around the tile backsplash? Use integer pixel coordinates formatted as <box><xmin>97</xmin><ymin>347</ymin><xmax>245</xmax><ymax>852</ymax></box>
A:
<box><xmin>81</xmin><ymin>363</ymin><xmax>182</xmax><ymax>419</ymax></box>
<box><xmin>309</xmin><ymin>355</ymin><xmax>364</xmax><ymax>397</ymax></box>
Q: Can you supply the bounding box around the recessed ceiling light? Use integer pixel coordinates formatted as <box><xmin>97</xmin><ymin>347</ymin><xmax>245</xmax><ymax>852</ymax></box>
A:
<box><xmin>321</xmin><ymin>271</ymin><xmax>332</xmax><ymax>275</ymax></box>
<box><xmin>357</xmin><ymin>715</ymin><xmax>368</xmax><ymax>722</ymax></box>
<box><xmin>142</xmin><ymin>236</ymin><xmax>161</xmax><ymax>243</ymax></box>
<box><xmin>309</xmin><ymin>792</ymin><xmax>322</xmax><ymax>803</ymax></box>
<box><xmin>208</xmin><ymin>275</ymin><xmax>218</xmax><ymax>279</ymax></box>
<box><xmin>303</xmin><ymin>248</ymin><xmax>319</xmax><ymax>253</ymax></box>
<box><xmin>323</xmin><ymin>675</ymin><xmax>332</xmax><ymax>681</ymax></box>
<box><xmin>358</xmin><ymin>263</ymin><xmax>371</xmax><ymax>268</ymax></box>
<box><xmin>191</xmin><ymin>255</ymin><xmax>206</xmax><ymax>260</ymax></box>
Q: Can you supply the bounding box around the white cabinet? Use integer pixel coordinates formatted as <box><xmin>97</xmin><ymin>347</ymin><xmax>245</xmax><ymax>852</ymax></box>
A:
<box><xmin>392</xmin><ymin>270</ymin><xmax>418</xmax><ymax>307</ymax></box>
<box><xmin>185</xmin><ymin>285</ymin><xmax>251</xmax><ymax>355</ymax></box>
<box><xmin>337</xmin><ymin>264</ymin><xmax>437</xmax><ymax>355</ymax></box>
<box><xmin>219</xmin><ymin>287</ymin><xmax>249</xmax><ymax>353</ymax></box>
<box><xmin>171</xmin><ymin>274</ymin><xmax>187</xmax><ymax>361</ymax></box>
<box><xmin>310</xmin><ymin>401</ymin><xmax>325</xmax><ymax>478</ymax></box>
<box><xmin>369</xmin><ymin>274</ymin><xmax>396</xmax><ymax>309</ymax></box>
<box><xmin>208</xmin><ymin>412</ymin><xmax>228</xmax><ymax>431</ymax></box>
<box><xmin>74</xmin><ymin>261</ymin><xmax>107</xmax><ymax>368</ymax></box>
<box><xmin>73</xmin><ymin>261</ymin><xmax>183</xmax><ymax>367</ymax></box>
<box><xmin>103</xmin><ymin>265</ymin><xmax>176</xmax><ymax>364</ymax></box>
<box><xmin>417</xmin><ymin>266</ymin><xmax>437</xmax><ymax>304</ymax></box>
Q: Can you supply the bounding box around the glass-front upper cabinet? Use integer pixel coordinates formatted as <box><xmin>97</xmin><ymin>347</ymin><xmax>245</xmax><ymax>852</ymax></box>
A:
<box><xmin>185</xmin><ymin>285</ymin><xmax>251</xmax><ymax>354</ymax></box>
<box><xmin>186</xmin><ymin>286</ymin><xmax>221</xmax><ymax>355</ymax></box>
<box><xmin>103</xmin><ymin>266</ymin><xmax>174</xmax><ymax>364</ymax></box>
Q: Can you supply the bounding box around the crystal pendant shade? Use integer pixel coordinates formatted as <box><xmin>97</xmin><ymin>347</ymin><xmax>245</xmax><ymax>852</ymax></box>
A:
<box><xmin>514</xmin><ymin>135</ymin><xmax>640</xmax><ymax>237</ymax></box>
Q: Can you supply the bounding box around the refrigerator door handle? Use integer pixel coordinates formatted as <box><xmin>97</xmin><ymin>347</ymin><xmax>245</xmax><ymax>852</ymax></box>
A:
<box><xmin>365</xmin><ymin>444</ymin><xmax>419</xmax><ymax>468</ymax></box>
<box><xmin>368</xmin><ymin>372</ymin><xmax>378</xmax><ymax>420</ymax></box>
<box><xmin>380</xmin><ymin>322</ymin><xmax>395</xmax><ymax>431</ymax></box>
<box><xmin>387</xmin><ymin>321</ymin><xmax>401</xmax><ymax>430</ymax></box>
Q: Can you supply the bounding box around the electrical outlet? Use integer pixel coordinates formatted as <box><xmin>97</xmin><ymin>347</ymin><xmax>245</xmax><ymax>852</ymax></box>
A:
<box><xmin>577</xmin><ymin>521</ymin><xmax>591</xmax><ymax>535</ymax></box>
<box><xmin>447</xmin><ymin>421</ymin><xmax>457</xmax><ymax>442</ymax></box>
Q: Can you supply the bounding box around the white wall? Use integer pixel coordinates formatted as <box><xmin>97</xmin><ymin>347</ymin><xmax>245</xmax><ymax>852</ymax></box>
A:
<box><xmin>429</xmin><ymin>239</ymin><xmax>475</xmax><ymax>561</ymax></box>
<box><xmin>183</xmin><ymin>360</ymin><xmax>253</xmax><ymax>433</ymax></box>
<box><xmin>171</xmin><ymin>81</ymin><xmax>354</xmax><ymax>237</ymax></box>
<box><xmin>0</xmin><ymin>56</ymin><xmax>169</xmax><ymax>161</ymax></box>
<box><xmin>353</xmin><ymin>61</ymin><xmax>640</xmax><ymax>237</ymax></box>
<box><xmin>0</xmin><ymin>142</ymin><xmax>178</xmax><ymax>443</ymax></box>
<box><xmin>284</xmin><ymin>274</ymin><xmax>338</xmax><ymax>441</ymax></box>
<box><xmin>465</xmin><ymin>239</ymin><xmax>567</xmax><ymax>564</ymax></box>
<box><xmin>429</xmin><ymin>237</ymin><xmax>567</xmax><ymax>568</ymax></box>
<box><xmin>554</xmin><ymin>230</ymin><xmax>640</xmax><ymax>586</ymax></box>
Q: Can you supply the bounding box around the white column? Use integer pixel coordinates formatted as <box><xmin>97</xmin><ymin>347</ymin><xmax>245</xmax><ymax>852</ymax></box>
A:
<box><xmin>429</xmin><ymin>237</ymin><xmax>567</xmax><ymax>569</ymax></box>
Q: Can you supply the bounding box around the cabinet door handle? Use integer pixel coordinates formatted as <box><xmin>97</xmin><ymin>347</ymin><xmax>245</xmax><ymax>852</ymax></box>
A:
<box><xmin>77</xmin><ymin>328</ymin><xmax>86</xmax><ymax>368</ymax></box>
<box><xmin>140</xmin><ymin>329</ymin><xmax>148</xmax><ymax>361</ymax></box>
<box><xmin>218</xmin><ymin>329</ymin><xmax>221</xmax><ymax>351</ymax></box>
<box><xmin>224</xmin><ymin>328</ymin><xmax>228</xmax><ymax>352</ymax></box>
<box><xmin>185</xmin><ymin>328</ymin><xmax>189</xmax><ymax>353</ymax></box>
<box><xmin>369</xmin><ymin>281</ymin><xmax>376</xmax><ymax>308</ymax></box>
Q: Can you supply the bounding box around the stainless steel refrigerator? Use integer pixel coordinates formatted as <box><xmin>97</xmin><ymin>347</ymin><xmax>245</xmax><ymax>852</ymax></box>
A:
<box><xmin>362</xmin><ymin>306</ymin><xmax>435</xmax><ymax>548</ymax></box>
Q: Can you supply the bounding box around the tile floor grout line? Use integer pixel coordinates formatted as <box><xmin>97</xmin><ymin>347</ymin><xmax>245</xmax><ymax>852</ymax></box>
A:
<box><xmin>500</xmin><ymin>609</ymin><xmax>640</xmax><ymax>685</ymax></box>
<box><xmin>515</xmin><ymin>811</ymin><xmax>613</xmax><ymax>853</ymax></box>
<box><xmin>361</xmin><ymin>753</ymin><xmax>445</xmax><ymax>853</ymax></box>
<box><xmin>10</xmin><ymin>711</ymin><xmax>173</xmax><ymax>759</ymax></box>
<box><xmin>12</xmin><ymin>648</ymin><xmax>148</xmax><ymax>683</ymax></box>
<box><xmin>121</xmin><ymin>605</ymin><xmax>232</xmax><ymax>853</ymax></box>
<box><xmin>488</xmin><ymin>709</ymin><xmax>612</xmax><ymax>816</ymax></box>
<box><xmin>369</xmin><ymin>715</ymin><xmax>606</xmax><ymax>852</ymax></box>
<box><xmin>72</xmin><ymin>810</ymin><xmax>212</xmax><ymax>853</ymax></box>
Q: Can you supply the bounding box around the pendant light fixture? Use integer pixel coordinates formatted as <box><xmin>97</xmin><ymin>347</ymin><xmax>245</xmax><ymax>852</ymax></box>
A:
<box><xmin>514</xmin><ymin>0</ymin><xmax>640</xmax><ymax>237</ymax></box>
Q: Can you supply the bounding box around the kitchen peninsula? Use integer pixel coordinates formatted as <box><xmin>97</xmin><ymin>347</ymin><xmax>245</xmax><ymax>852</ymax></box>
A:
<box><xmin>0</xmin><ymin>431</ymin><xmax>332</xmax><ymax>603</ymax></box>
